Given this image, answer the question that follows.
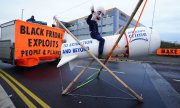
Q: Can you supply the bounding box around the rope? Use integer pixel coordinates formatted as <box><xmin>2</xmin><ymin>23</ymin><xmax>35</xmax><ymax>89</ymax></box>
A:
<box><xmin>68</xmin><ymin>93</ymin><xmax>136</xmax><ymax>100</ymax></box>
<box><xmin>151</xmin><ymin>0</ymin><xmax>156</xmax><ymax>31</ymax></box>
<box><xmin>59</xmin><ymin>69</ymin><xmax>64</xmax><ymax>92</ymax></box>
<box><xmin>140</xmin><ymin>1</ymin><xmax>157</xmax><ymax>94</ymax></box>
<box><xmin>122</xmin><ymin>0</ymin><xmax>148</xmax><ymax>82</ymax></box>
<box><xmin>129</xmin><ymin>0</ymin><xmax>148</xmax><ymax>43</ymax></box>
<box><xmin>67</xmin><ymin>77</ymin><xmax>136</xmax><ymax>100</ymax></box>
<box><xmin>127</xmin><ymin>0</ymin><xmax>155</xmax><ymax>94</ymax></box>
<box><xmin>67</xmin><ymin>71</ymin><xmax>98</xmax><ymax>94</ymax></box>
<box><xmin>148</xmin><ymin>0</ymin><xmax>156</xmax><ymax>54</ymax></box>
<box><xmin>100</xmin><ymin>78</ymin><xmax>134</xmax><ymax>98</ymax></box>
<box><xmin>124</xmin><ymin>32</ymin><xmax>129</xmax><ymax>57</ymax></box>
<box><xmin>59</xmin><ymin>62</ymin><xmax>134</xmax><ymax>99</ymax></box>
<box><xmin>140</xmin><ymin>63</ymin><xmax>148</xmax><ymax>95</ymax></box>
<box><xmin>67</xmin><ymin>77</ymin><xmax>96</xmax><ymax>94</ymax></box>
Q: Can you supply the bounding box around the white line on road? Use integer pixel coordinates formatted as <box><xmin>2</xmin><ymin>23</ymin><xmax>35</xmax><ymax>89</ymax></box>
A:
<box><xmin>76</xmin><ymin>66</ymin><xmax>125</xmax><ymax>74</ymax></box>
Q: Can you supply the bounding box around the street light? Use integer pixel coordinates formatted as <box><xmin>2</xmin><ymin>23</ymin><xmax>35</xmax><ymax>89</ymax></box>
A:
<box><xmin>21</xmin><ymin>9</ymin><xmax>24</xmax><ymax>20</ymax></box>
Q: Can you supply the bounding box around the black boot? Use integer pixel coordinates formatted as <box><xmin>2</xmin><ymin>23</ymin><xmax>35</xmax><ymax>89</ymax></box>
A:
<box><xmin>98</xmin><ymin>55</ymin><xmax>103</xmax><ymax>59</ymax></box>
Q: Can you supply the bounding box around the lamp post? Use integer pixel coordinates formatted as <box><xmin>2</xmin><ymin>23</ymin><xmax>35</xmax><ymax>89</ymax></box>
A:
<box><xmin>21</xmin><ymin>9</ymin><xmax>24</xmax><ymax>20</ymax></box>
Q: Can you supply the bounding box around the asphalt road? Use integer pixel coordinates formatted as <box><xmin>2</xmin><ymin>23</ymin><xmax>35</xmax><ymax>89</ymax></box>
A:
<box><xmin>129</xmin><ymin>55</ymin><xmax>180</xmax><ymax>94</ymax></box>
<box><xmin>0</xmin><ymin>55</ymin><xmax>180</xmax><ymax>108</ymax></box>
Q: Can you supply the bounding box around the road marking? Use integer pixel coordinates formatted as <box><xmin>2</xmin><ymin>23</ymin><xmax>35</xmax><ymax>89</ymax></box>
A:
<box><xmin>0</xmin><ymin>73</ymin><xmax>36</xmax><ymax>108</ymax></box>
<box><xmin>0</xmin><ymin>69</ymin><xmax>50</xmax><ymax>108</ymax></box>
<box><xmin>173</xmin><ymin>79</ymin><xmax>180</xmax><ymax>82</ymax></box>
<box><xmin>76</xmin><ymin>66</ymin><xmax>125</xmax><ymax>74</ymax></box>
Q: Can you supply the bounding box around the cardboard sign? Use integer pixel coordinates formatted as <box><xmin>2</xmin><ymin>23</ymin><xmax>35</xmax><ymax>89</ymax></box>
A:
<box><xmin>157</xmin><ymin>48</ymin><xmax>180</xmax><ymax>56</ymax></box>
<box><xmin>15</xmin><ymin>20</ymin><xmax>65</xmax><ymax>66</ymax></box>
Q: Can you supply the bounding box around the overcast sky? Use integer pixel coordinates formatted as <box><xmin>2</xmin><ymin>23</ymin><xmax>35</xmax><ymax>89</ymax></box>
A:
<box><xmin>0</xmin><ymin>0</ymin><xmax>180</xmax><ymax>42</ymax></box>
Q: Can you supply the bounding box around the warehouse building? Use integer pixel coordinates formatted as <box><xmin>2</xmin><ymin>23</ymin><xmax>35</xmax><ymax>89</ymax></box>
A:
<box><xmin>64</xmin><ymin>7</ymin><xmax>144</xmax><ymax>39</ymax></box>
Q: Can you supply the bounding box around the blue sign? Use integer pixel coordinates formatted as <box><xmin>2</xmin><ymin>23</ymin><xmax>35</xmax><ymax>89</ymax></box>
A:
<box><xmin>62</xmin><ymin>47</ymin><xmax>90</xmax><ymax>54</ymax></box>
<box><xmin>128</xmin><ymin>30</ymin><xmax>148</xmax><ymax>42</ymax></box>
<box><xmin>63</xmin><ymin>40</ymin><xmax>93</xmax><ymax>48</ymax></box>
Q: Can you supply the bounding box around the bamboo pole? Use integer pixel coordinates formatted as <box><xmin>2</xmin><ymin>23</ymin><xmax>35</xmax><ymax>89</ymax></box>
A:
<box><xmin>62</xmin><ymin>59</ymin><xmax>94</xmax><ymax>95</ymax></box>
<box><xmin>54</xmin><ymin>0</ymin><xmax>144</xmax><ymax>100</ymax></box>
<box><xmin>63</xmin><ymin>23</ymin><xmax>124</xmax><ymax>95</ymax></box>
<box><xmin>64</xmin><ymin>25</ymin><xmax>124</xmax><ymax>94</ymax></box>
<box><xmin>97</xmin><ymin>0</ymin><xmax>144</xmax><ymax>78</ymax></box>
<box><xmin>114</xmin><ymin>26</ymin><xmax>124</xmax><ymax>35</ymax></box>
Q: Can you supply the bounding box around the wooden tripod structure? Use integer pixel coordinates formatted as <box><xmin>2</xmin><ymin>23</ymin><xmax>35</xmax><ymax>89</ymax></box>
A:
<box><xmin>54</xmin><ymin>0</ymin><xmax>144</xmax><ymax>102</ymax></box>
